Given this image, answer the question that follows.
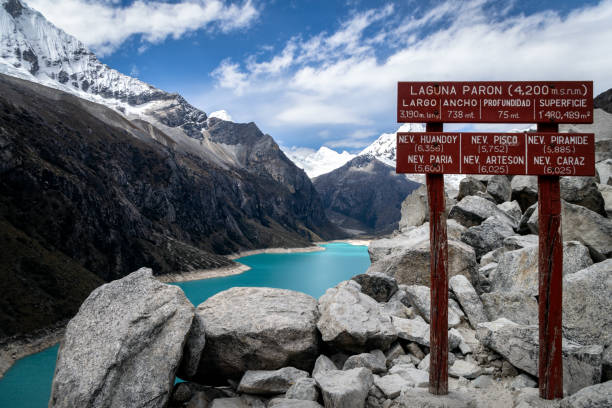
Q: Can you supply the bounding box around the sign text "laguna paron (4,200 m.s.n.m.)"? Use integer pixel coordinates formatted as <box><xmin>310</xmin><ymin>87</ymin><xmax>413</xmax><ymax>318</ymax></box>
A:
<box><xmin>397</xmin><ymin>81</ymin><xmax>593</xmax><ymax>123</ymax></box>
<box><xmin>395</xmin><ymin>132</ymin><xmax>595</xmax><ymax>176</ymax></box>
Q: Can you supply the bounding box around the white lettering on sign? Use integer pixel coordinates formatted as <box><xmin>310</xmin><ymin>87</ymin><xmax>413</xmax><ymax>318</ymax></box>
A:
<box><xmin>485</xmin><ymin>155</ymin><xmax>525</xmax><ymax>165</ymax></box>
<box><xmin>442</xmin><ymin>99</ymin><xmax>477</xmax><ymax>107</ymax></box>
<box><xmin>430</xmin><ymin>155</ymin><xmax>453</xmax><ymax>164</ymax></box>
<box><xmin>539</xmin><ymin>99</ymin><xmax>587</xmax><ymax>108</ymax></box>
<box><xmin>557</xmin><ymin>156</ymin><xmax>585</xmax><ymax>165</ymax></box>
<box><xmin>534</xmin><ymin>156</ymin><xmax>551</xmax><ymax>165</ymax></box>
<box><xmin>493</xmin><ymin>135</ymin><xmax>518</xmax><ymax>145</ymax></box>
<box><xmin>462</xmin><ymin>85</ymin><xmax>503</xmax><ymax>96</ymax></box>
<box><xmin>550</xmin><ymin>135</ymin><xmax>588</xmax><ymax>145</ymax></box>
<box><xmin>409</xmin><ymin>85</ymin><xmax>457</xmax><ymax>96</ymax></box>
<box><xmin>406</xmin><ymin>155</ymin><xmax>424</xmax><ymax>164</ymax></box>
<box><xmin>402</xmin><ymin>99</ymin><xmax>437</xmax><ymax>107</ymax></box>
<box><xmin>420</xmin><ymin>134</ymin><xmax>458</xmax><ymax>144</ymax></box>
<box><xmin>528</xmin><ymin>135</ymin><xmax>544</xmax><ymax>144</ymax></box>
<box><xmin>482</xmin><ymin>99</ymin><xmax>531</xmax><ymax>107</ymax></box>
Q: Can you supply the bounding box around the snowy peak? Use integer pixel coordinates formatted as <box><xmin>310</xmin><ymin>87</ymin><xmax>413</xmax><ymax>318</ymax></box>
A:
<box><xmin>359</xmin><ymin>123</ymin><xmax>426</xmax><ymax>167</ymax></box>
<box><xmin>209</xmin><ymin>110</ymin><xmax>233</xmax><ymax>121</ymax></box>
<box><xmin>0</xmin><ymin>0</ymin><xmax>216</xmax><ymax>146</ymax></box>
<box><xmin>282</xmin><ymin>145</ymin><xmax>356</xmax><ymax>178</ymax></box>
<box><xmin>0</xmin><ymin>0</ymin><xmax>160</xmax><ymax>101</ymax></box>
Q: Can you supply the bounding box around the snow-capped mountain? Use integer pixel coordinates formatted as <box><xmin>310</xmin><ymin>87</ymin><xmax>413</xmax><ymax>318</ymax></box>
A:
<box><xmin>359</xmin><ymin>123</ymin><xmax>426</xmax><ymax>166</ymax></box>
<box><xmin>209</xmin><ymin>109</ymin><xmax>233</xmax><ymax>121</ymax></box>
<box><xmin>0</xmin><ymin>0</ymin><xmax>213</xmax><ymax>144</ymax></box>
<box><xmin>0</xmin><ymin>0</ymin><xmax>341</xmax><ymax>259</ymax></box>
<box><xmin>282</xmin><ymin>146</ymin><xmax>356</xmax><ymax>178</ymax></box>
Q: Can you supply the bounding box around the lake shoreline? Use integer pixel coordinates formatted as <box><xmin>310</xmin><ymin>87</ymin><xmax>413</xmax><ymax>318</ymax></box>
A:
<box><xmin>0</xmin><ymin>322</ymin><xmax>65</xmax><ymax>380</ymax></box>
<box><xmin>0</xmin><ymin>241</ymin><xmax>366</xmax><ymax>379</ymax></box>
<box><xmin>158</xmin><ymin>244</ymin><xmax>328</xmax><ymax>284</ymax></box>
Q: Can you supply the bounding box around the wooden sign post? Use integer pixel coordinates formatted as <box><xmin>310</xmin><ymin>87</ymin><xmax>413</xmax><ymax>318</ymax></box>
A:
<box><xmin>396</xmin><ymin>81</ymin><xmax>594</xmax><ymax>398</ymax></box>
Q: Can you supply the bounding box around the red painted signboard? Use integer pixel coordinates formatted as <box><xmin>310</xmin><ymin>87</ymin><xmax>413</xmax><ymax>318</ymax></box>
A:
<box><xmin>397</xmin><ymin>81</ymin><xmax>593</xmax><ymax>124</ymax></box>
<box><xmin>396</xmin><ymin>132</ymin><xmax>595</xmax><ymax>176</ymax></box>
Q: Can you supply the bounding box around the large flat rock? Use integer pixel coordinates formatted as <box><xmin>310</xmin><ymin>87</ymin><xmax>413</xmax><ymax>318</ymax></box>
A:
<box><xmin>367</xmin><ymin>225</ymin><xmax>477</xmax><ymax>288</ymax></box>
<box><xmin>489</xmin><ymin>241</ymin><xmax>592</xmax><ymax>296</ymax></box>
<box><xmin>195</xmin><ymin>287</ymin><xmax>320</xmax><ymax>382</ymax></box>
<box><xmin>317</xmin><ymin>281</ymin><xmax>396</xmax><ymax>353</ymax></box>
<box><xmin>477</xmin><ymin>319</ymin><xmax>603</xmax><ymax>395</ymax></box>
<box><xmin>528</xmin><ymin>200</ymin><xmax>612</xmax><ymax>261</ymax></box>
<box><xmin>563</xmin><ymin>260</ymin><xmax>612</xmax><ymax>347</ymax></box>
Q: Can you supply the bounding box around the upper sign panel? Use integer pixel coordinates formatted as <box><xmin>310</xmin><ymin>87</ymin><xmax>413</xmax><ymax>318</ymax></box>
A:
<box><xmin>397</xmin><ymin>81</ymin><xmax>593</xmax><ymax>124</ymax></box>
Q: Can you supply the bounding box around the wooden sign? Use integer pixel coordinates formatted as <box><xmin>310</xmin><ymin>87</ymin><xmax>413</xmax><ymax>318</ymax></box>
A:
<box><xmin>397</xmin><ymin>81</ymin><xmax>593</xmax><ymax>123</ymax></box>
<box><xmin>396</xmin><ymin>80</ymin><xmax>595</xmax><ymax>400</ymax></box>
<box><xmin>396</xmin><ymin>132</ymin><xmax>595</xmax><ymax>176</ymax></box>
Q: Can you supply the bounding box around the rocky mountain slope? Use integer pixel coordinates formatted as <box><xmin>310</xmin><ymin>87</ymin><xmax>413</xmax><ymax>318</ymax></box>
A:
<box><xmin>313</xmin><ymin>156</ymin><xmax>420</xmax><ymax>236</ymax></box>
<box><xmin>0</xmin><ymin>0</ymin><xmax>344</xmax><ymax>337</ymax></box>
<box><xmin>0</xmin><ymin>72</ymin><xmax>339</xmax><ymax>338</ymax></box>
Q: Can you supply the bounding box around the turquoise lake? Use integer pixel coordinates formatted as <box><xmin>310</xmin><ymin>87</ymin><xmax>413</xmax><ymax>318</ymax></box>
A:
<box><xmin>0</xmin><ymin>243</ymin><xmax>370</xmax><ymax>408</ymax></box>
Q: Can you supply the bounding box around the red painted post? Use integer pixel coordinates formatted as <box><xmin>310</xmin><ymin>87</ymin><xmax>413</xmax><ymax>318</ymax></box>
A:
<box><xmin>537</xmin><ymin>122</ymin><xmax>564</xmax><ymax>399</ymax></box>
<box><xmin>426</xmin><ymin>122</ymin><xmax>449</xmax><ymax>395</ymax></box>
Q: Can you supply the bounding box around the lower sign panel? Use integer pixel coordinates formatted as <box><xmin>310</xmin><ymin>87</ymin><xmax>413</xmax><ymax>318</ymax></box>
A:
<box><xmin>396</xmin><ymin>132</ymin><xmax>594</xmax><ymax>176</ymax></box>
<box><xmin>527</xmin><ymin>133</ymin><xmax>594</xmax><ymax>176</ymax></box>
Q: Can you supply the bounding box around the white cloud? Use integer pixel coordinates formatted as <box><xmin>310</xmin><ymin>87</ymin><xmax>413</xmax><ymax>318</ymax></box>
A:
<box><xmin>202</xmin><ymin>0</ymin><xmax>612</xmax><ymax>149</ymax></box>
<box><xmin>26</xmin><ymin>0</ymin><xmax>259</xmax><ymax>56</ymax></box>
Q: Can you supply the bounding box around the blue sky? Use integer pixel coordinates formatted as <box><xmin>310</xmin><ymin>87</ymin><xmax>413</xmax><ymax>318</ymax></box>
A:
<box><xmin>27</xmin><ymin>0</ymin><xmax>612</xmax><ymax>151</ymax></box>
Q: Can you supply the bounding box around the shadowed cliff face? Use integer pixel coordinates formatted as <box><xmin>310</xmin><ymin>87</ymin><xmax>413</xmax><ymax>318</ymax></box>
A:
<box><xmin>313</xmin><ymin>155</ymin><xmax>420</xmax><ymax>236</ymax></box>
<box><xmin>595</xmin><ymin>88</ymin><xmax>612</xmax><ymax>114</ymax></box>
<box><xmin>0</xmin><ymin>74</ymin><xmax>339</xmax><ymax>336</ymax></box>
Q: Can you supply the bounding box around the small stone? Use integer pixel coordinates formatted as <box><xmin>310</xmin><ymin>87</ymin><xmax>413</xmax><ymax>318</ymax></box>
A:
<box><xmin>312</xmin><ymin>355</ymin><xmax>337</xmax><ymax>377</ymax></box>
<box><xmin>387</xmin><ymin>365</ymin><xmax>429</xmax><ymax>387</ymax></box>
<box><xmin>314</xmin><ymin>368</ymin><xmax>373</xmax><ymax>408</ymax></box>
<box><xmin>501</xmin><ymin>360</ymin><xmax>518</xmax><ymax>377</ymax></box>
<box><xmin>449</xmin><ymin>275</ymin><xmax>487</xmax><ymax>329</ymax></box>
<box><xmin>373</xmin><ymin>374</ymin><xmax>409</xmax><ymax>399</ymax></box>
<box><xmin>510</xmin><ymin>374</ymin><xmax>537</xmax><ymax>390</ymax></box>
<box><xmin>461</xmin><ymin>216</ymin><xmax>515</xmax><ymax>260</ymax></box>
<box><xmin>511</xmin><ymin>176</ymin><xmax>538</xmax><ymax>211</ymax></box>
<box><xmin>417</xmin><ymin>353</ymin><xmax>456</xmax><ymax>372</ymax></box>
<box><xmin>406</xmin><ymin>342</ymin><xmax>425</xmax><ymax>360</ymax></box>
<box><xmin>487</xmin><ymin>175</ymin><xmax>512</xmax><ymax>204</ymax></box>
<box><xmin>404</xmin><ymin>285</ymin><xmax>461</xmax><ymax>327</ymax></box>
<box><xmin>352</xmin><ymin>273</ymin><xmax>398</xmax><ymax>303</ymax></box>
<box><xmin>449</xmin><ymin>195</ymin><xmax>516</xmax><ymax>228</ymax></box>
<box><xmin>237</xmin><ymin>367</ymin><xmax>309</xmax><ymax>395</ymax></box>
<box><xmin>497</xmin><ymin>200</ymin><xmax>522</xmax><ymax>222</ymax></box>
<box><xmin>457</xmin><ymin>177</ymin><xmax>487</xmax><ymax>201</ymax></box>
<box><xmin>343</xmin><ymin>351</ymin><xmax>387</xmax><ymax>374</ymax></box>
<box><xmin>390</xmin><ymin>355</ymin><xmax>416</xmax><ymax>368</ymax></box>
<box><xmin>286</xmin><ymin>377</ymin><xmax>319</xmax><ymax>401</ymax></box>
<box><xmin>449</xmin><ymin>359</ymin><xmax>481</xmax><ymax>379</ymax></box>
<box><xmin>471</xmin><ymin>375</ymin><xmax>494</xmax><ymax>389</ymax></box>
<box><xmin>268</xmin><ymin>399</ymin><xmax>323</xmax><ymax>408</ymax></box>
<box><xmin>385</xmin><ymin>343</ymin><xmax>405</xmax><ymax>367</ymax></box>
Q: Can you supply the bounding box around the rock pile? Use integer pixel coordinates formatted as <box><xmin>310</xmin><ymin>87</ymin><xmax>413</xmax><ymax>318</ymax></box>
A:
<box><xmin>49</xmin><ymin>139</ymin><xmax>612</xmax><ymax>407</ymax></box>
